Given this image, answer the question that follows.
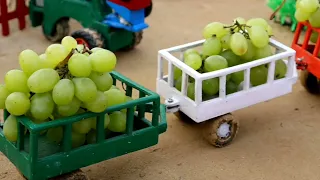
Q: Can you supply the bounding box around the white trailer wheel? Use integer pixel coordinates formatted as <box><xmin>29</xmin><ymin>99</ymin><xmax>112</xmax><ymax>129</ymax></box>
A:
<box><xmin>299</xmin><ymin>70</ymin><xmax>320</xmax><ymax>94</ymax></box>
<box><xmin>202</xmin><ymin>113</ymin><xmax>239</xmax><ymax>148</ymax></box>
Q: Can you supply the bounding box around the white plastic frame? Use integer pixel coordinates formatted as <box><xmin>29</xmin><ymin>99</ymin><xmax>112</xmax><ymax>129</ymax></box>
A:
<box><xmin>157</xmin><ymin>38</ymin><xmax>298</xmax><ymax>123</ymax></box>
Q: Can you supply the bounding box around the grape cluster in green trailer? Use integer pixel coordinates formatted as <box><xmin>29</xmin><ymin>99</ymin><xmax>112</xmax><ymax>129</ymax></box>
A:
<box><xmin>0</xmin><ymin>36</ymin><xmax>134</xmax><ymax>148</ymax></box>
<box><xmin>173</xmin><ymin>18</ymin><xmax>288</xmax><ymax>100</ymax></box>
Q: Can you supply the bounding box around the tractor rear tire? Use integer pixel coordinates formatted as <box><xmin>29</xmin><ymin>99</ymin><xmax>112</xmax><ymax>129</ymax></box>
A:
<box><xmin>43</xmin><ymin>19</ymin><xmax>70</xmax><ymax>43</ymax></box>
<box><xmin>71</xmin><ymin>29</ymin><xmax>104</xmax><ymax>49</ymax></box>
<box><xmin>299</xmin><ymin>70</ymin><xmax>320</xmax><ymax>94</ymax></box>
<box><xmin>145</xmin><ymin>2</ymin><xmax>153</xmax><ymax>17</ymax></box>
<box><xmin>121</xmin><ymin>32</ymin><xmax>143</xmax><ymax>51</ymax></box>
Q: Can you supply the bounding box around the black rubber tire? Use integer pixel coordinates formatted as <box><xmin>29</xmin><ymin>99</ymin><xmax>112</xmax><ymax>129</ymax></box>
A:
<box><xmin>71</xmin><ymin>28</ymin><xmax>104</xmax><ymax>49</ymax></box>
<box><xmin>18</xmin><ymin>169</ymin><xmax>89</xmax><ymax>180</ymax></box>
<box><xmin>145</xmin><ymin>1</ymin><xmax>153</xmax><ymax>17</ymax></box>
<box><xmin>202</xmin><ymin>113</ymin><xmax>239</xmax><ymax>148</ymax></box>
<box><xmin>299</xmin><ymin>70</ymin><xmax>320</xmax><ymax>94</ymax></box>
<box><xmin>121</xmin><ymin>31</ymin><xmax>143</xmax><ymax>51</ymax></box>
<box><xmin>42</xmin><ymin>19</ymin><xmax>70</xmax><ymax>43</ymax></box>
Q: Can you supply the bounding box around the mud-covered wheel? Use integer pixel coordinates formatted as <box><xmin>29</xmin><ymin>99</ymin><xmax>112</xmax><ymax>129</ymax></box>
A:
<box><xmin>71</xmin><ymin>29</ymin><xmax>104</xmax><ymax>49</ymax></box>
<box><xmin>43</xmin><ymin>19</ymin><xmax>70</xmax><ymax>43</ymax></box>
<box><xmin>202</xmin><ymin>113</ymin><xmax>239</xmax><ymax>148</ymax></box>
<box><xmin>174</xmin><ymin>111</ymin><xmax>197</xmax><ymax>124</ymax></box>
<box><xmin>121</xmin><ymin>32</ymin><xmax>143</xmax><ymax>51</ymax></box>
<box><xmin>18</xmin><ymin>169</ymin><xmax>89</xmax><ymax>180</ymax></box>
<box><xmin>299</xmin><ymin>70</ymin><xmax>320</xmax><ymax>94</ymax></box>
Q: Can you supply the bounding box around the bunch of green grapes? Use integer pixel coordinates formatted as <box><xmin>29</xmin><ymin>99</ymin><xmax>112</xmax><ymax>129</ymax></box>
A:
<box><xmin>1</xmin><ymin>36</ymin><xmax>133</xmax><ymax>147</ymax></box>
<box><xmin>174</xmin><ymin>17</ymin><xmax>288</xmax><ymax>100</ymax></box>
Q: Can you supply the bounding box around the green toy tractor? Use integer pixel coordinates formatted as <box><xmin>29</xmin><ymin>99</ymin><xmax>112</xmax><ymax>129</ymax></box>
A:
<box><xmin>267</xmin><ymin>0</ymin><xmax>297</xmax><ymax>32</ymax></box>
<box><xmin>28</xmin><ymin>0</ymin><xmax>153</xmax><ymax>51</ymax></box>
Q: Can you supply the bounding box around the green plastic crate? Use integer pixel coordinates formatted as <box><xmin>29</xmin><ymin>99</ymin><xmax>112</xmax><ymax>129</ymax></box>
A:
<box><xmin>0</xmin><ymin>71</ymin><xmax>167</xmax><ymax>180</ymax></box>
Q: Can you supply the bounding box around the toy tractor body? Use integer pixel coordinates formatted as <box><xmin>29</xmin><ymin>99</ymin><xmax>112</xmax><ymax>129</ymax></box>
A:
<box><xmin>267</xmin><ymin>0</ymin><xmax>297</xmax><ymax>32</ymax></box>
<box><xmin>292</xmin><ymin>22</ymin><xmax>320</xmax><ymax>94</ymax></box>
<box><xmin>28</xmin><ymin>0</ymin><xmax>153</xmax><ymax>51</ymax></box>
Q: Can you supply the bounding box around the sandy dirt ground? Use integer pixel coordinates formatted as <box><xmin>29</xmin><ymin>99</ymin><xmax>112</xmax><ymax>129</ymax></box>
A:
<box><xmin>1</xmin><ymin>0</ymin><xmax>320</xmax><ymax>179</ymax></box>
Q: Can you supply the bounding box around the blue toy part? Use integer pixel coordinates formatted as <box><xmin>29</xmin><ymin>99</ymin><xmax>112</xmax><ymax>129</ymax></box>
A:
<box><xmin>103</xmin><ymin>1</ymin><xmax>149</xmax><ymax>32</ymax></box>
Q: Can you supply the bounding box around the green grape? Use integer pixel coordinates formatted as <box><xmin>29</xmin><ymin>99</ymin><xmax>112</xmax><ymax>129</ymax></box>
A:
<box><xmin>295</xmin><ymin>9</ymin><xmax>311</xmax><ymax>22</ymax></box>
<box><xmin>0</xmin><ymin>85</ymin><xmax>10</xmax><ymax>109</ymax></box>
<box><xmin>89</xmin><ymin>71</ymin><xmax>113</xmax><ymax>91</ymax></box>
<box><xmin>202</xmin><ymin>22</ymin><xmax>228</xmax><ymax>39</ymax></box>
<box><xmin>104</xmin><ymin>89</ymin><xmax>127</xmax><ymax>108</ymax></box>
<box><xmin>72</xmin><ymin>78</ymin><xmax>97</xmax><ymax>102</ymax></box>
<box><xmin>27</xmin><ymin>68</ymin><xmax>60</xmax><ymax>93</ymax></box>
<box><xmin>68</xmin><ymin>53</ymin><xmax>92</xmax><ymax>77</ymax></box>
<box><xmin>220</xmin><ymin>50</ymin><xmax>240</xmax><ymax>67</ymax></box>
<box><xmin>240</xmin><ymin>39</ymin><xmax>256</xmax><ymax>62</ymax></box>
<box><xmin>89</xmin><ymin>49</ymin><xmax>117</xmax><ymax>73</ymax></box>
<box><xmin>76</xmin><ymin>44</ymin><xmax>85</xmax><ymax>53</ymax></box>
<box><xmin>202</xmin><ymin>36</ymin><xmax>222</xmax><ymax>56</ymax></box>
<box><xmin>61</xmin><ymin>36</ymin><xmax>77</xmax><ymax>53</ymax></box>
<box><xmin>32</xmin><ymin>119</ymin><xmax>48</xmax><ymax>135</ymax></box>
<box><xmin>204</xmin><ymin>55</ymin><xmax>228</xmax><ymax>72</ymax></box>
<box><xmin>108</xmin><ymin>111</ymin><xmax>127</xmax><ymax>133</ymax></box>
<box><xmin>309</xmin><ymin>9</ymin><xmax>320</xmax><ymax>28</ymax></box>
<box><xmin>173</xmin><ymin>67</ymin><xmax>182</xmax><ymax>80</ymax></box>
<box><xmin>254</xmin><ymin>45</ymin><xmax>273</xmax><ymax>60</ymax></box>
<box><xmin>72</xmin><ymin>118</ymin><xmax>93</xmax><ymax>134</ymax></box>
<box><xmin>221</xmin><ymin>33</ymin><xmax>231</xmax><ymax>49</ymax></box>
<box><xmin>310</xmin><ymin>31</ymin><xmax>318</xmax><ymax>43</ymax></box>
<box><xmin>5</xmin><ymin>69</ymin><xmax>29</xmax><ymax>93</ymax></box>
<box><xmin>246</xmin><ymin>18</ymin><xmax>268</xmax><ymax>29</ymax></box>
<box><xmin>248</xmin><ymin>26</ymin><xmax>269</xmax><ymax>48</ymax></box>
<box><xmin>57</xmin><ymin>97</ymin><xmax>81</xmax><ymax>117</ymax></box>
<box><xmin>120</xmin><ymin>96</ymin><xmax>137</xmax><ymax>113</ymax></box>
<box><xmin>233</xmin><ymin>17</ymin><xmax>246</xmax><ymax>32</ymax></box>
<box><xmin>298</xmin><ymin>0</ymin><xmax>319</xmax><ymax>13</ymax></box>
<box><xmin>39</xmin><ymin>54</ymin><xmax>55</xmax><ymax>69</ymax></box>
<box><xmin>230</xmin><ymin>32</ymin><xmax>248</xmax><ymax>56</ymax></box>
<box><xmin>250</xmin><ymin>66</ymin><xmax>268</xmax><ymax>86</ymax></box>
<box><xmin>91</xmin><ymin>114</ymin><xmax>110</xmax><ymax>129</ymax></box>
<box><xmin>46</xmin><ymin>127</ymin><xmax>63</xmax><ymax>144</ymax></box>
<box><xmin>187</xmin><ymin>83</ymin><xmax>195</xmax><ymax>100</ymax></box>
<box><xmin>71</xmin><ymin>131</ymin><xmax>86</xmax><ymax>148</ymax></box>
<box><xmin>18</xmin><ymin>49</ymin><xmax>42</xmax><ymax>76</ymax></box>
<box><xmin>226</xmin><ymin>74</ymin><xmax>231</xmax><ymax>81</ymax></box>
<box><xmin>183</xmin><ymin>49</ymin><xmax>199</xmax><ymax>59</ymax></box>
<box><xmin>274</xmin><ymin>60</ymin><xmax>287</xmax><ymax>79</ymax></box>
<box><xmin>5</xmin><ymin>92</ymin><xmax>30</xmax><ymax>116</ymax></box>
<box><xmin>91</xmin><ymin>47</ymin><xmax>104</xmax><ymax>53</ymax></box>
<box><xmin>52</xmin><ymin>79</ymin><xmax>74</xmax><ymax>105</ymax></box>
<box><xmin>202</xmin><ymin>78</ymin><xmax>219</xmax><ymax>96</ymax></box>
<box><xmin>3</xmin><ymin>115</ymin><xmax>18</xmax><ymax>142</ymax></box>
<box><xmin>184</xmin><ymin>53</ymin><xmax>202</xmax><ymax>70</ymax></box>
<box><xmin>30</xmin><ymin>92</ymin><xmax>55</xmax><ymax>121</ymax></box>
<box><xmin>84</xmin><ymin>91</ymin><xmax>108</xmax><ymax>113</ymax></box>
<box><xmin>110</xmin><ymin>85</ymin><xmax>119</xmax><ymax>90</ymax></box>
<box><xmin>175</xmin><ymin>77</ymin><xmax>182</xmax><ymax>91</ymax></box>
<box><xmin>86</xmin><ymin>130</ymin><xmax>97</xmax><ymax>144</ymax></box>
<box><xmin>231</xmin><ymin>71</ymin><xmax>244</xmax><ymax>85</ymax></box>
<box><xmin>226</xmin><ymin>81</ymin><xmax>238</xmax><ymax>95</ymax></box>
<box><xmin>266</xmin><ymin>25</ymin><xmax>273</xmax><ymax>36</ymax></box>
<box><xmin>45</xmin><ymin>44</ymin><xmax>68</xmax><ymax>67</ymax></box>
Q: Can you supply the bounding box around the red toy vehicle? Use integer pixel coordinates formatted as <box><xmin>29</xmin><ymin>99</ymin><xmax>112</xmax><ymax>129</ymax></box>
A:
<box><xmin>292</xmin><ymin>22</ymin><xmax>320</xmax><ymax>94</ymax></box>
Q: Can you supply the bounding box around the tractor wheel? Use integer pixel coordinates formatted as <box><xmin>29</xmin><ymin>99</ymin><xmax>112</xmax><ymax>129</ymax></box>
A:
<box><xmin>121</xmin><ymin>32</ymin><xmax>143</xmax><ymax>51</ymax></box>
<box><xmin>299</xmin><ymin>70</ymin><xmax>320</xmax><ymax>94</ymax></box>
<box><xmin>71</xmin><ymin>29</ymin><xmax>104</xmax><ymax>49</ymax></box>
<box><xmin>42</xmin><ymin>19</ymin><xmax>70</xmax><ymax>43</ymax></box>
<box><xmin>202</xmin><ymin>113</ymin><xmax>239</xmax><ymax>148</ymax></box>
<box><xmin>145</xmin><ymin>1</ymin><xmax>153</xmax><ymax>17</ymax></box>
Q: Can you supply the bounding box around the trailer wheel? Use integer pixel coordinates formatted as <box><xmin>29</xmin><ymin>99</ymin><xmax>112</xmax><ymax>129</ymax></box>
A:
<box><xmin>43</xmin><ymin>19</ymin><xmax>70</xmax><ymax>43</ymax></box>
<box><xmin>202</xmin><ymin>113</ymin><xmax>239</xmax><ymax>148</ymax></box>
<box><xmin>121</xmin><ymin>32</ymin><xmax>143</xmax><ymax>51</ymax></box>
<box><xmin>299</xmin><ymin>70</ymin><xmax>320</xmax><ymax>94</ymax></box>
<box><xmin>18</xmin><ymin>169</ymin><xmax>89</xmax><ymax>180</ymax></box>
<box><xmin>71</xmin><ymin>29</ymin><xmax>104</xmax><ymax>49</ymax></box>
